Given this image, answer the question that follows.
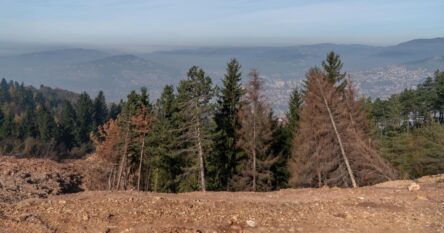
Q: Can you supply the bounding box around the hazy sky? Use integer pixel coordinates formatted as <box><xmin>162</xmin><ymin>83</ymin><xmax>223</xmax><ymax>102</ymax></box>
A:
<box><xmin>1</xmin><ymin>0</ymin><xmax>443</xmax><ymax>51</ymax></box>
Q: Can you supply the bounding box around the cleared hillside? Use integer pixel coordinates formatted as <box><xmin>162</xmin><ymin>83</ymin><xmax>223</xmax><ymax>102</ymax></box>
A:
<box><xmin>0</xmin><ymin>156</ymin><xmax>443</xmax><ymax>233</ymax></box>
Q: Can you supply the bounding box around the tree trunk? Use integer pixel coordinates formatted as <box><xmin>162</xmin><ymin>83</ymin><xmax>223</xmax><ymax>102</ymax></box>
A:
<box><xmin>252</xmin><ymin>100</ymin><xmax>257</xmax><ymax>192</ymax></box>
<box><xmin>111</xmin><ymin>164</ymin><xmax>117</xmax><ymax>190</ymax></box>
<box><xmin>137</xmin><ymin>130</ymin><xmax>147</xmax><ymax>191</ymax></box>
<box><xmin>252</xmin><ymin>120</ymin><xmax>257</xmax><ymax>191</ymax></box>
<box><xmin>108</xmin><ymin>166</ymin><xmax>115</xmax><ymax>190</ymax></box>
<box><xmin>116</xmin><ymin>115</ymin><xmax>131</xmax><ymax>190</ymax></box>
<box><xmin>153</xmin><ymin>168</ymin><xmax>159</xmax><ymax>192</ymax></box>
<box><xmin>146</xmin><ymin>155</ymin><xmax>152</xmax><ymax>191</ymax></box>
<box><xmin>196</xmin><ymin>122</ymin><xmax>206</xmax><ymax>192</ymax></box>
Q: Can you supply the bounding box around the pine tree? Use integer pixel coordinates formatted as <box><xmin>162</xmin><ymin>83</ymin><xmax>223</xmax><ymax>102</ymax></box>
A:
<box><xmin>93</xmin><ymin>91</ymin><xmax>109</xmax><ymax>131</ymax></box>
<box><xmin>284</xmin><ymin>87</ymin><xmax>303</xmax><ymax>153</ymax></box>
<box><xmin>0</xmin><ymin>112</ymin><xmax>15</xmax><ymax>139</ymax></box>
<box><xmin>176</xmin><ymin>66</ymin><xmax>214</xmax><ymax>192</ymax></box>
<box><xmin>75</xmin><ymin>92</ymin><xmax>94</xmax><ymax>143</ymax></box>
<box><xmin>36</xmin><ymin>106</ymin><xmax>56</xmax><ymax>141</ymax></box>
<box><xmin>108</xmin><ymin>102</ymin><xmax>122</xmax><ymax>120</ymax></box>
<box><xmin>269</xmin><ymin>112</ymin><xmax>290</xmax><ymax>189</ymax></box>
<box><xmin>322</xmin><ymin>51</ymin><xmax>347</xmax><ymax>89</ymax></box>
<box><xmin>18</xmin><ymin>108</ymin><xmax>37</xmax><ymax>139</ymax></box>
<box><xmin>148</xmin><ymin>85</ymin><xmax>183</xmax><ymax>192</ymax></box>
<box><xmin>434</xmin><ymin>70</ymin><xmax>444</xmax><ymax>123</ymax></box>
<box><xmin>208</xmin><ymin>59</ymin><xmax>243</xmax><ymax>190</ymax></box>
<box><xmin>416</xmin><ymin>76</ymin><xmax>436</xmax><ymax>122</ymax></box>
<box><xmin>233</xmin><ymin>69</ymin><xmax>277</xmax><ymax>191</ymax></box>
<box><xmin>58</xmin><ymin>101</ymin><xmax>78</xmax><ymax>149</ymax></box>
<box><xmin>0</xmin><ymin>108</ymin><xmax>4</xmax><ymax>138</ymax></box>
<box><xmin>0</xmin><ymin>78</ymin><xmax>10</xmax><ymax>104</ymax></box>
<box><xmin>139</xmin><ymin>87</ymin><xmax>152</xmax><ymax>109</ymax></box>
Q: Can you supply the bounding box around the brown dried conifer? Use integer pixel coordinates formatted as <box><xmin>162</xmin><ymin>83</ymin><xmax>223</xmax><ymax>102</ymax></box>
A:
<box><xmin>290</xmin><ymin>68</ymin><xmax>396</xmax><ymax>188</ymax></box>
<box><xmin>232</xmin><ymin>69</ymin><xmax>278</xmax><ymax>191</ymax></box>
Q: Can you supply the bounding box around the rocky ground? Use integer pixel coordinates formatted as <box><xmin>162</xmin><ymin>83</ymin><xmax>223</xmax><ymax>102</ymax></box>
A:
<box><xmin>0</xmin><ymin>156</ymin><xmax>443</xmax><ymax>233</ymax></box>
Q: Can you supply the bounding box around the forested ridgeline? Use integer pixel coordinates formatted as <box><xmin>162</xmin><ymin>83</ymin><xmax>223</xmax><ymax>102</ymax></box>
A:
<box><xmin>0</xmin><ymin>79</ymin><xmax>122</xmax><ymax>158</ymax></box>
<box><xmin>1</xmin><ymin>53</ymin><xmax>443</xmax><ymax>192</ymax></box>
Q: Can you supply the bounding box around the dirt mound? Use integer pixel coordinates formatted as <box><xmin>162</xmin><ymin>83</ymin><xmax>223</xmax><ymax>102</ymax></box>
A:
<box><xmin>373</xmin><ymin>173</ymin><xmax>444</xmax><ymax>189</ymax></box>
<box><xmin>416</xmin><ymin>173</ymin><xmax>444</xmax><ymax>184</ymax></box>
<box><xmin>0</xmin><ymin>156</ymin><xmax>110</xmax><ymax>204</ymax></box>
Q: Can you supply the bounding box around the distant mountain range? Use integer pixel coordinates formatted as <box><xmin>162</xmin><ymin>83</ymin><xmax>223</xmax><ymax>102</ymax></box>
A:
<box><xmin>0</xmin><ymin>38</ymin><xmax>443</xmax><ymax>113</ymax></box>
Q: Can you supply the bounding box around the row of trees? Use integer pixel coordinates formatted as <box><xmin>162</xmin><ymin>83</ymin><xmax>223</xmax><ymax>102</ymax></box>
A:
<box><xmin>93</xmin><ymin>60</ymin><xmax>291</xmax><ymax>192</ymax></box>
<box><xmin>93</xmin><ymin>52</ymin><xmax>414</xmax><ymax>192</ymax></box>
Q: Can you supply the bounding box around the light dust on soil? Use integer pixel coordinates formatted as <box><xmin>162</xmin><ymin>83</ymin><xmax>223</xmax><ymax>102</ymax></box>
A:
<box><xmin>0</xmin><ymin>156</ymin><xmax>443</xmax><ymax>233</ymax></box>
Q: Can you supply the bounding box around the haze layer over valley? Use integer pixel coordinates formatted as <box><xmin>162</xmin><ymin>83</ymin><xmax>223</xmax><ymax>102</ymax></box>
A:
<box><xmin>1</xmin><ymin>38</ymin><xmax>443</xmax><ymax>112</ymax></box>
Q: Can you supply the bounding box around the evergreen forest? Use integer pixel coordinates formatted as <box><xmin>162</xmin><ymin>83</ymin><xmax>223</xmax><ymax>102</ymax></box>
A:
<box><xmin>1</xmin><ymin>53</ymin><xmax>443</xmax><ymax>192</ymax></box>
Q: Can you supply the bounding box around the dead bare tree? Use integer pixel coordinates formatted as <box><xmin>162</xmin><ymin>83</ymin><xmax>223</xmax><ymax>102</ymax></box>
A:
<box><xmin>233</xmin><ymin>69</ymin><xmax>278</xmax><ymax>191</ymax></box>
<box><xmin>91</xmin><ymin>119</ymin><xmax>122</xmax><ymax>190</ymax></box>
<box><xmin>132</xmin><ymin>106</ymin><xmax>152</xmax><ymax>191</ymax></box>
<box><xmin>116</xmin><ymin>111</ymin><xmax>131</xmax><ymax>190</ymax></box>
<box><xmin>314</xmin><ymin>71</ymin><xmax>357</xmax><ymax>187</ymax></box>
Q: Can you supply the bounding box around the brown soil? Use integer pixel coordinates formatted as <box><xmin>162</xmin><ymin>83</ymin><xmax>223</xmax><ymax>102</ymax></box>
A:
<box><xmin>0</xmin><ymin>155</ymin><xmax>110</xmax><ymax>204</ymax></box>
<box><xmin>1</xmin><ymin>157</ymin><xmax>443</xmax><ymax>233</ymax></box>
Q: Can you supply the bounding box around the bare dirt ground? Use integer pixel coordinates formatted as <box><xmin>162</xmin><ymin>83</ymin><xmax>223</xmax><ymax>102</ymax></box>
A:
<box><xmin>1</xmin><ymin>157</ymin><xmax>443</xmax><ymax>233</ymax></box>
<box><xmin>0</xmin><ymin>156</ymin><xmax>109</xmax><ymax>204</ymax></box>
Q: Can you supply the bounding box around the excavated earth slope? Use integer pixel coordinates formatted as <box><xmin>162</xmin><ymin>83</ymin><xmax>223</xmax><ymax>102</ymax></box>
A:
<box><xmin>0</xmin><ymin>157</ymin><xmax>443</xmax><ymax>233</ymax></box>
<box><xmin>0</xmin><ymin>156</ymin><xmax>109</xmax><ymax>204</ymax></box>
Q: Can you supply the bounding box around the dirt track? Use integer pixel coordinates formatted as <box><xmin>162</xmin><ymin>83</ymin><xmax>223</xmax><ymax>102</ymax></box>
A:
<box><xmin>0</xmin><ymin>157</ymin><xmax>443</xmax><ymax>233</ymax></box>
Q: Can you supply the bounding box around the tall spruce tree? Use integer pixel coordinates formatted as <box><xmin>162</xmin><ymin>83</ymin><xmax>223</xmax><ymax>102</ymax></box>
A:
<box><xmin>268</xmin><ymin>112</ymin><xmax>290</xmax><ymax>189</ymax></box>
<box><xmin>149</xmin><ymin>85</ymin><xmax>183</xmax><ymax>192</ymax></box>
<box><xmin>176</xmin><ymin>66</ymin><xmax>214</xmax><ymax>192</ymax></box>
<box><xmin>208</xmin><ymin>59</ymin><xmax>243</xmax><ymax>190</ymax></box>
<box><xmin>285</xmin><ymin>88</ymin><xmax>303</xmax><ymax>152</ymax></box>
<box><xmin>75</xmin><ymin>92</ymin><xmax>94</xmax><ymax>143</ymax></box>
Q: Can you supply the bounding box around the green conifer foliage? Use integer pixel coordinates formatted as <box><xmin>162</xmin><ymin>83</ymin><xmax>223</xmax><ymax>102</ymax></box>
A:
<box><xmin>208</xmin><ymin>59</ymin><xmax>243</xmax><ymax>191</ymax></box>
<box><xmin>322</xmin><ymin>51</ymin><xmax>347</xmax><ymax>89</ymax></box>
<box><xmin>93</xmin><ymin>91</ymin><xmax>109</xmax><ymax>131</ymax></box>
<box><xmin>75</xmin><ymin>92</ymin><xmax>94</xmax><ymax>144</ymax></box>
<box><xmin>175</xmin><ymin>66</ymin><xmax>214</xmax><ymax>192</ymax></box>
